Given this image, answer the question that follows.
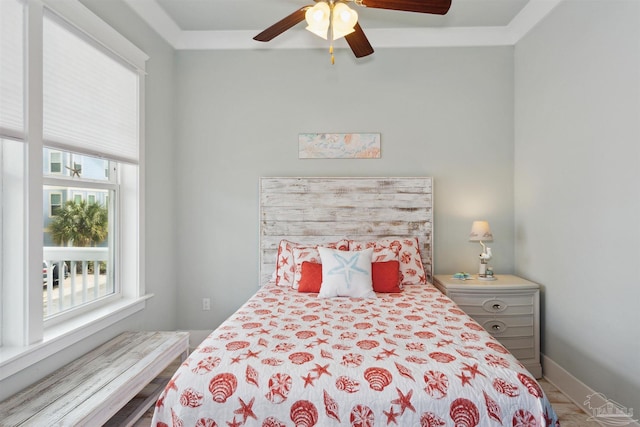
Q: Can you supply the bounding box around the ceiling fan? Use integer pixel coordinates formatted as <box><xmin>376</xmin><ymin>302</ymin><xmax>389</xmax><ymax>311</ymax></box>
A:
<box><xmin>253</xmin><ymin>0</ymin><xmax>452</xmax><ymax>62</ymax></box>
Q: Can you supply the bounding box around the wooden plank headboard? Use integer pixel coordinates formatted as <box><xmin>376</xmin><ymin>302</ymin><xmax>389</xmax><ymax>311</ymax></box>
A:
<box><xmin>259</xmin><ymin>177</ymin><xmax>433</xmax><ymax>284</ymax></box>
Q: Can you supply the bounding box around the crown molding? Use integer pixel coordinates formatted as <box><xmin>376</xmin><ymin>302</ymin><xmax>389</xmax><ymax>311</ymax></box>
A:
<box><xmin>506</xmin><ymin>0</ymin><xmax>562</xmax><ymax>43</ymax></box>
<box><xmin>124</xmin><ymin>0</ymin><xmax>562</xmax><ymax>50</ymax></box>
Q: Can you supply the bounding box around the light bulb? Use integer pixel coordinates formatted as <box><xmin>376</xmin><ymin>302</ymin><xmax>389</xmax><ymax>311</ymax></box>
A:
<box><xmin>312</xmin><ymin>9</ymin><xmax>325</xmax><ymax>23</ymax></box>
<box><xmin>338</xmin><ymin>9</ymin><xmax>351</xmax><ymax>23</ymax></box>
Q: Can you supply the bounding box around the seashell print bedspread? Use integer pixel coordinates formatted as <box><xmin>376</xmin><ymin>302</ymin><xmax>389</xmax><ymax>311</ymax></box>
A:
<box><xmin>152</xmin><ymin>283</ymin><xmax>559</xmax><ymax>427</ymax></box>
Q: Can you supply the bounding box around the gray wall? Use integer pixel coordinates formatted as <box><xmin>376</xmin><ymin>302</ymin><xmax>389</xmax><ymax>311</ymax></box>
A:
<box><xmin>515</xmin><ymin>0</ymin><xmax>640</xmax><ymax>412</ymax></box>
<box><xmin>174</xmin><ymin>46</ymin><xmax>516</xmax><ymax>329</ymax></box>
<box><xmin>80</xmin><ymin>0</ymin><xmax>178</xmax><ymax>332</ymax></box>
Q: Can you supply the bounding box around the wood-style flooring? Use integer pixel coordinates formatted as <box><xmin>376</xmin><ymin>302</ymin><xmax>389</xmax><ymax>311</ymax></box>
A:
<box><xmin>538</xmin><ymin>378</ymin><xmax>601</xmax><ymax>427</ymax></box>
<box><xmin>130</xmin><ymin>377</ymin><xmax>598</xmax><ymax>426</ymax></box>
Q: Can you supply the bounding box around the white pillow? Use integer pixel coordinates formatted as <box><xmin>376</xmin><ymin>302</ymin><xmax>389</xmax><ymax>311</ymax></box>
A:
<box><xmin>317</xmin><ymin>247</ymin><xmax>376</xmax><ymax>299</ymax></box>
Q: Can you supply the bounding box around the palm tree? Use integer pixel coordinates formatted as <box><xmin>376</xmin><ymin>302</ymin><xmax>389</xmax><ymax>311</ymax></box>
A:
<box><xmin>49</xmin><ymin>200</ymin><xmax>108</xmax><ymax>247</ymax></box>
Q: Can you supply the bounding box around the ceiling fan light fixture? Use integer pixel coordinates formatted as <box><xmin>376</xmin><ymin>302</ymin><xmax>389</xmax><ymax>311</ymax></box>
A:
<box><xmin>254</xmin><ymin>0</ymin><xmax>451</xmax><ymax>60</ymax></box>
<box><xmin>331</xmin><ymin>2</ymin><xmax>358</xmax><ymax>40</ymax></box>
<box><xmin>305</xmin><ymin>2</ymin><xmax>330</xmax><ymax>40</ymax></box>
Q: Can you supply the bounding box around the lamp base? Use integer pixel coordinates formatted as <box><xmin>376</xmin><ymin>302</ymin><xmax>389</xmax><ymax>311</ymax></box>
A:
<box><xmin>478</xmin><ymin>264</ymin><xmax>496</xmax><ymax>280</ymax></box>
<box><xmin>478</xmin><ymin>263</ymin><xmax>487</xmax><ymax>276</ymax></box>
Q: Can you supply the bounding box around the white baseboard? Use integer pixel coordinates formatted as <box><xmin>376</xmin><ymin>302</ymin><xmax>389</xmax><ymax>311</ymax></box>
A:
<box><xmin>542</xmin><ymin>354</ymin><xmax>639</xmax><ymax>427</ymax></box>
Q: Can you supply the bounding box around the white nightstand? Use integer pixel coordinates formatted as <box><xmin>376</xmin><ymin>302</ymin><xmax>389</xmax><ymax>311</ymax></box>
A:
<box><xmin>433</xmin><ymin>274</ymin><xmax>542</xmax><ymax>378</ymax></box>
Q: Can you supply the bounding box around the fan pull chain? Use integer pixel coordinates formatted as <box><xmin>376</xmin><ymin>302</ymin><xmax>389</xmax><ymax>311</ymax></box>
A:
<box><xmin>329</xmin><ymin>5</ymin><xmax>335</xmax><ymax>65</ymax></box>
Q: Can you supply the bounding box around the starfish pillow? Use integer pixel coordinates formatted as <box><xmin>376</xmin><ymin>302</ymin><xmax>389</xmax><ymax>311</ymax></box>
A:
<box><xmin>317</xmin><ymin>247</ymin><xmax>375</xmax><ymax>299</ymax></box>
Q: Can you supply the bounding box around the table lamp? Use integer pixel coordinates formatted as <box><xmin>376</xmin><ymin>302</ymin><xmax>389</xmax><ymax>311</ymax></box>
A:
<box><xmin>469</xmin><ymin>220</ymin><xmax>493</xmax><ymax>277</ymax></box>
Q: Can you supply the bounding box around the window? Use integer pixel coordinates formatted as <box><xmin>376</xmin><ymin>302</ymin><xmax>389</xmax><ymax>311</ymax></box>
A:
<box><xmin>0</xmin><ymin>0</ymin><xmax>23</xmax><ymax>140</ymax></box>
<box><xmin>44</xmin><ymin>150</ymin><xmax>115</xmax><ymax>319</ymax></box>
<box><xmin>50</xmin><ymin>151</ymin><xmax>62</xmax><ymax>173</ymax></box>
<box><xmin>50</xmin><ymin>192</ymin><xmax>62</xmax><ymax>217</ymax></box>
<box><xmin>0</xmin><ymin>0</ymin><xmax>148</xmax><ymax>378</ymax></box>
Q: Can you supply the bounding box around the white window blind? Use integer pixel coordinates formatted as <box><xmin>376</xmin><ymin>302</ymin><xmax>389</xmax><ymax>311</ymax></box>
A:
<box><xmin>0</xmin><ymin>0</ymin><xmax>24</xmax><ymax>140</ymax></box>
<box><xmin>43</xmin><ymin>10</ymin><xmax>139</xmax><ymax>164</ymax></box>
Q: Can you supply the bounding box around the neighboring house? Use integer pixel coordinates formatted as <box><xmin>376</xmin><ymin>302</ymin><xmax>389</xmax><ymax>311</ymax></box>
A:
<box><xmin>42</xmin><ymin>148</ymin><xmax>109</xmax><ymax>247</ymax></box>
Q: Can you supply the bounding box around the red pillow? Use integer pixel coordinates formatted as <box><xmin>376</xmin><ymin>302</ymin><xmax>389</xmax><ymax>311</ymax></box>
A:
<box><xmin>299</xmin><ymin>260</ymin><xmax>401</xmax><ymax>293</ymax></box>
<box><xmin>298</xmin><ymin>262</ymin><xmax>323</xmax><ymax>293</ymax></box>
<box><xmin>372</xmin><ymin>260</ymin><xmax>401</xmax><ymax>292</ymax></box>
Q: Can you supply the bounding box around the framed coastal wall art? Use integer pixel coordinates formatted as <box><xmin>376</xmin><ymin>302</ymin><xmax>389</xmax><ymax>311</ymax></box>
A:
<box><xmin>298</xmin><ymin>133</ymin><xmax>381</xmax><ymax>159</ymax></box>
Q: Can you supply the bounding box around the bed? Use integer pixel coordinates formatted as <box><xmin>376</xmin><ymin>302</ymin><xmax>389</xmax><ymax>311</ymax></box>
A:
<box><xmin>152</xmin><ymin>177</ymin><xmax>559</xmax><ymax>427</ymax></box>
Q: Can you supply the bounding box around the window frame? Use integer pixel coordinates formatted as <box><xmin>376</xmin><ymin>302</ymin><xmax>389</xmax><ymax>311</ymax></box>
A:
<box><xmin>43</xmin><ymin>158</ymin><xmax>119</xmax><ymax>324</ymax></box>
<box><xmin>0</xmin><ymin>0</ymin><xmax>148</xmax><ymax>382</ymax></box>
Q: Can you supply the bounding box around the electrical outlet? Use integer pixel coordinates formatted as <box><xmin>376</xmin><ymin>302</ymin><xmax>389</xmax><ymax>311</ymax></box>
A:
<box><xmin>202</xmin><ymin>298</ymin><xmax>211</xmax><ymax>311</ymax></box>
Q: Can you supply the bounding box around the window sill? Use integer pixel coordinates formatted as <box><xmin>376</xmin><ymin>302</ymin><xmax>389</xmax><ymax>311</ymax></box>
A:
<box><xmin>0</xmin><ymin>294</ymin><xmax>152</xmax><ymax>382</ymax></box>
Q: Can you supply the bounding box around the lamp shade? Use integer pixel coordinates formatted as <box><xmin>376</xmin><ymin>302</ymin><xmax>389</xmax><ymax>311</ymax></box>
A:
<box><xmin>331</xmin><ymin>2</ymin><xmax>358</xmax><ymax>40</ymax></box>
<box><xmin>305</xmin><ymin>2</ymin><xmax>330</xmax><ymax>39</ymax></box>
<box><xmin>469</xmin><ymin>220</ymin><xmax>493</xmax><ymax>242</ymax></box>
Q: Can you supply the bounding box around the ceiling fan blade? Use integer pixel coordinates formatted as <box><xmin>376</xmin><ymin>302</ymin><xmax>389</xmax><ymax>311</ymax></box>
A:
<box><xmin>253</xmin><ymin>7</ymin><xmax>308</xmax><ymax>42</ymax></box>
<box><xmin>345</xmin><ymin>23</ymin><xmax>374</xmax><ymax>58</ymax></box>
<box><xmin>359</xmin><ymin>0</ymin><xmax>451</xmax><ymax>15</ymax></box>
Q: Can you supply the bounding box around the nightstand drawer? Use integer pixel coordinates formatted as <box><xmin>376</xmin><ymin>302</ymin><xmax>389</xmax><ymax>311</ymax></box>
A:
<box><xmin>475</xmin><ymin>315</ymin><xmax>534</xmax><ymax>338</ymax></box>
<box><xmin>498</xmin><ymin>337</ymin><xmax>536</xmax><ymax>360</ymax></box>
<box><xmin>450</xmin><ymin>292</ymin><xmax>534</xmax><ymax>316</ymax></box>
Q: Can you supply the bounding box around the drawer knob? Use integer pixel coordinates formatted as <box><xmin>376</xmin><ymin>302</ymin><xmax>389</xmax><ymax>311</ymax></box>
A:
<box><xmin>492</xmin><ymin>304</ymin><xmax>502</xmax><ymax>310</ymax></box>
<box><xmin>492</xmin><ymin>324</ymin><xmax>501</xmax><ymax>331</ymax></box>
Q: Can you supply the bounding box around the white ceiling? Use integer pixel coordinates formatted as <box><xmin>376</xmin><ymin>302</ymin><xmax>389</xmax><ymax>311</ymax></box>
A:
<box><xmin>122</xmin><ymin>0</ymin><xmax>562</xmax><ymax>50</ymax></box>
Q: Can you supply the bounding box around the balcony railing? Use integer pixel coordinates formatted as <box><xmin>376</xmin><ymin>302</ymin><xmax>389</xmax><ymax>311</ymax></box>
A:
<box><xmin>43</xmin><ymin>246</ymin><xmax>110</xmax><ymax>318</ymax></box>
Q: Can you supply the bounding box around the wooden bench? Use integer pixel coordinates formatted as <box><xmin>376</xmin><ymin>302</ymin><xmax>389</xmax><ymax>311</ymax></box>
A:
<box><xmin>0</xmin><ymin>331</ymin><xmax>189</xmax><ymax>426</ymax></box>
